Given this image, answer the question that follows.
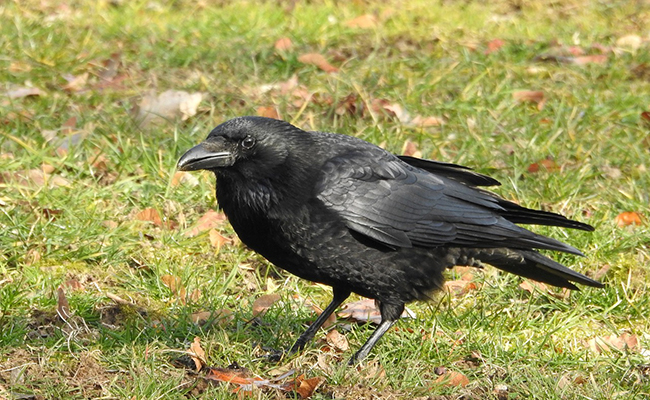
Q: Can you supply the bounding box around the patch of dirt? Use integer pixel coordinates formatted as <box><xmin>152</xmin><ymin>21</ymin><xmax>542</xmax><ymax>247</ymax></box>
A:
<box><xmin>0</xmin><ymin>348</ymin><xmax>118</xmax><ymax>399</ymax></box>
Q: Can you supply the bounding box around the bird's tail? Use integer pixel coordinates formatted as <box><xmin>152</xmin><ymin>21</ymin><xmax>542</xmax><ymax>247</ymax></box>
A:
<box><xmin>469</xmin><ymin>248</ymin><xmax>603</xmax><ymax>290</ymax></box>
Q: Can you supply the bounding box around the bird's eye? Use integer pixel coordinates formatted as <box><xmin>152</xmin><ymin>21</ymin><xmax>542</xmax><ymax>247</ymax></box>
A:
<box><xmin>241</xmin><ymin>136</ymin><xmax>256</xmax><ymax>149</ymax></box>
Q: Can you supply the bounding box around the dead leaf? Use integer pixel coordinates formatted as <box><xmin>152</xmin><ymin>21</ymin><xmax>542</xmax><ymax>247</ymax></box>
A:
<box><xmin>345</xmin><ymin>14</ymin><xmax>378</xmax><ymax>29</ymax></box>
<box><xmin>616</xmin><ymin>35</ymin><xmax>643</xmax><ymax>51</ymax></box>
<box><xmin>4</xmin><ymin>86</ymin><xmax>44</xmax><ymax>99</ymax></box>
<box><xmin>98</xmin><ymin>52</ymin><xmax>121</xmax><ymax>81</ymax></box>
<box><xmin>325</xmin><ymin>329</ymin><xmax>349</xmax><ymax>352</ymax></box>
<box><xmin>527</xmin><ymin>158</ymin><xmax>559</xmax><ymax>173</ymax></box>
<box><xmin>191</xmin><ymin>309</ymin><xmax>233</xmax><ymax>326</ymax></box>
<box><xmin>62</xmin><ymin>72</ymin><xmax>89</xmax><ymax>92</ymax></box>
<box><xmin>409</xmin><ymin>115</ymin><xmax>445</xmax><ymax>127</ymax></box>
<box><xmin>444</xmin><ymin>280</ymin><xmax>478</xmax><ymax>296</ymax></box>
<box><xmin>135</xmin><ymin>90</ymin><xmax>204</xmax><ymax>127</ymax></box>
<box><xmin>513</xmin><ymin>90</ymin><xmax>546</xmax><ymax>110</ymax></box>
<box><xmin>485</xmin><ymin>39</ymin><xmax>505</xmax><ymax>54</ymax></box>
<box><xmin>188</xmin><ymin>337</ymin><xmax>206</xmax><ymax>371</ymax></box>
<box><xmin>64</xmin><ymin>278</ymin><xmax>84</xmax><ymax>292</ymax></box>
<box><xmin>615</xmin><ymin>211</ymin><xmax>644</xmax><ymax>227</ymax></box>
<box><xmin>587</xmin><ymin>333</ymin><xmax>638</xmax><ymax>353</ymax></box>
<box><xmin>401</xmin><ymin>140</ymin><xmax>422</xmax><ymax>158</ymax></box>
<box><xmin>102</xmin><ymin>220</ymin><xmax>119</xmax><ymax>229</ymax></box>
<box><xmin>593</xmin><ymin>264</ymin><xmax>610</xmax><ymax>280</ymax></box>
<box><xmin>253</xmin><ymin>293</ymin><xmax>281</xmax><ymax>317</ymax></box>
<box><xmin>256</xmin><ymin>106</ymin><xmax>280</xmax><ymax>119</ymax></box>
<box><xmin>209</xmin><ymin>228</ymin><xmax>231</xmax><ymax>250</ymax></box>
<box><xmin>57</xmin><ymin>286</ymin><xmax>71</xmax><ymax>320</ymax></box>
<box><xmin>135</xmin><ymin>208</ymin><xmax>164</xmax><ymax>227</ymax></box>
<box><xmin>519</xmin><ymin>280</ymin><xmax>549</xmax><ymax>294</ymax></box>
<box><xmin>185</xmin><ymin>210</ymin><xmax>227</xmax><ymax>237</ymax></box>
<box><xmin>171</xmin><ymin>171</ymin><xmax>199</xmax><ymax>187</ymax></box>
<box><xmin>338</xmin><ymin>298</ymin><xmax>415</xmax><ymax>324</ymax></box>
<box><xmin>434</xmin><ymin>370</ymin><xmax>469</xmax><ymax>387</ymax></box>
<box><xmin>161</xmin><ymin>274</ymin><xmax>182</xmax><ymax>294</ymax></box>
<box><xmin>572</xmin><ymin>55</ymin><xmax>608</xmax><ymax>65</ymax></box>
<box><xmin>274</xmin><ymin>37</ymin><xmax>293</xmax><ymax>51</ymax></box>
<box><xmin>295</xmin><ymin>376</ymin><xmax>323</xmax><ymax>399</ymax></box>
<box><xmin>298</xmin><ymin>53</ymin><xmax>338</xmax><ymax>73</ymax></box>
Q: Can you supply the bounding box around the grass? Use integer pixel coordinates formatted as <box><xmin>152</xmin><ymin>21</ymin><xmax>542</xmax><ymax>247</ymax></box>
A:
<box><xmin>1</xmin><ymin>0</ymin><xmax>650</xmax><ymax>398</ymax></box>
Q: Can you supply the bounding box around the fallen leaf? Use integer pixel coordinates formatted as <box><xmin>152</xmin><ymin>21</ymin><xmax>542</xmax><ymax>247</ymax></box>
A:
<box><xmin>572</xmin><ymin>55</ymin><xmax>608</xmax><ymax>65</ymax></box>
<box><xmin>185</xmin><ymin>210</ymin><xmax>227</xmax><ymax>237</ymax></box>
<box><xmin>513</xmin><ymin>90</ymin><xmax>546</xmax><ymax>110</ymax></box>
<box><xmin>135</xmin><ymin>90</ymin><xmax>204</xmax><ymax>127</ymax></box>
<box><xmin>64</xmin><ymin>278</ymin><xmax>84</xmax><ymax>292</ymax></box>
<box><xmin>188</xmin><ymin>337</ymin><xmax>206</xmax><ymax>371</ymax></box>
<box><xmin>485</xmin><ymin>39</ymin><xmax>505</xmax><ymax>54</ymax></box>
<box><xmin>209</xmin><ymin>228</ymin><xmax>231</xmax><ymax>250</ymax></box>
<box><xmin>253</xmin><ymin>293</ymin><xmax>281</xmax><ymax>317</ymax></box>
<box><xmin>298</xmin><ymin>53</ymin><xmax>338</xmax><ymax>73</ymax></box>
<box><xmin>4</xmin><ymin>86</ymin><xmax>44</xmax><ymax>99</ymax></box>
<box><xmin>593</xmin><ymin>264</ymin><xmax>610</xmax><ymax>280</ymax></box>
<box><xmin>135</xmin><ymin>208</ymin><xmax>164</xmax><ymax>227</ymax></box>
<box><xmin>434</xmin><ymin>370</ymin><xmax>469</xmax><ymax>387</ymax></box>
<box><xmin>587</xmin><ymin>333</ymin><xmax>638</xmax><ymax>353</ymax></box>
<box><xmin>274</xmin><ymin>37</ymin><xmax>293</xmax><ymax>51</ymax></box>
<box><xmin>444</xmin><ymin>280</ymin><xmax>478</xmax><ymax>296</ymax></box>
<box><xmin>62</xmin><ymin>72</ymin><xmax>89</xmax><ymax>92</ymax></box>
<box><xmin>616</xmin><ymin>34</ymin><xmax>643</xmax><ymax>51</ymax></box>
<box><xmin>519</xmin><ymin>280</ymin><xmax>549</xmax><ymax>294</ymax></box>
<box><xmin>401</xmin><ymin>140</ymin><xmax>422</xmax><ymax>158</ymax></box>
<box><xmin>161</xmin><ymin>274</ymin><xmax>182</xmax><ymax>294</ymax></box>
<box><xmin>615</xmin><ymin>211</ymin><xmax>643</xmax><ymax>227</ymax></box>
<box><xmin>339</xmin><ymin>298</ymin><xmax>415</xmax><ymax>324</ymax></box>
<box><xmin>57</xmin><ymin>286</ymin><xmax>71</xmax><ymax>320</ymax></box>
<box><xmin>191</xmin><ymin>309</ymin><xmax>233</xmax><ymax>326</ymax></box>
<box><xmin>409</xmin><ymin>115</ymin><xmax>445</xmax><ymax>127</ymax></box>
<box><xmin>98</xmin><ymin>52</ymin><xmax>122</xmax><ymax>81</ymax></box>
<box><xmin>295</xmin><ymin>376</ymin><xmax>323</xmax><ymax>399</ymax></box>
<box><xmin>345</xmin><ymin>14</ymin><xmax>378</xmax><ymax>29</ymax></box>
<box><xmin>527</xmin><ymin>158</ymin><xmax>559</xmax><ymax>173</ymax></box>
<box><xmin>102</xmin><ymin>220</ymin><xmax>119</xmax><ymax>229</ymax></box>
<box><xmin>171</xmin><ymin>171</ymin><xmax>199</xmax><ymax>187</ymax></box>
<box><xmin>326</xmin><ymin>329</ymin><xmax>349</xmax><ymax>352</ymax></box>
<box><xmin>256</xmin><ymin>106</ymin><xmax>280</xmax><ymax>119</ymax></box>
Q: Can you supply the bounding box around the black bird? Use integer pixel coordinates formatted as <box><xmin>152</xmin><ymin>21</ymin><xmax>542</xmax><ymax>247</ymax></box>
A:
<box><xmin>177</xmin><ymin>116</ymin><xmax>603</xmax><ymax>364</ymax></box>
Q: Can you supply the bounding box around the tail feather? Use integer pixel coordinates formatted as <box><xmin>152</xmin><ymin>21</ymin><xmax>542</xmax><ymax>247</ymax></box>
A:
<box><xmin>471</xmin><ymin>248</ymin><xmax>603</xmax><ymax>290</ymax></box>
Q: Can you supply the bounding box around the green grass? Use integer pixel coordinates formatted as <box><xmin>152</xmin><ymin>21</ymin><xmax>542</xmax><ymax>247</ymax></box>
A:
<box><xmin>1</xmin><ymin>0</ymin><xmax>650</xmax><ymax>398</ymax></box>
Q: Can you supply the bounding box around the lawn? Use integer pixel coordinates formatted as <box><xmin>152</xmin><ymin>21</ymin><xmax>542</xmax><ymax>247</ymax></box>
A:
<box><xmin>1</xmin><ymin>0</ymin><xmax>649</xmax><ymax>399</ymax></box>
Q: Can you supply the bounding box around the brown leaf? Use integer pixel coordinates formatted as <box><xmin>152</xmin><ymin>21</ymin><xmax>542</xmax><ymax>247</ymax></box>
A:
<box><xmin>161</xmin><ymin>274</ymin><xmax>182</xmax><ymax>294</ymax></box>
<box><xmin>485</xmin><ymin>39</ymin><xmax>505</xmax><ymax>54</ymax></box>
<box><xmin>409</xmin><ymin>115</ymin><xmax>445</xmax><ymax>127</ymax></box>
<box><xmin>205</xmin><ymin>366</ymin><xmax>256</xmax><ymax>385</ymax></box>
<box><xmin>256</xmin><ymin>106</ymin><xmax>280</xmax><ymax>119</ymax></box>
<box><xmin>401</xmin><ymin>140</ymin><xmax>422</xmax><ymax>158</ymax></box>
<box><xmin>587</xmin><ymin>333</ymin><xmax>638</xmax><ymax>353</ymax></box>
<box><xmin>64</xmin><ymin>278</ymin><xmax>84</xmax><ymax>292</ymax></box>
<box><xmin>5</xmin><ymin>86</ymin><xmax>44</xmax><ymax>99</ymax></box>
<box><xmin>274</xmin><ymin>37</ymin><xmax>293</xmax><ymax>51</ymax></box>
<box><xmin>572</xmin><ymin>55</ymin><xmax>608</xmax><ymax>65</ymax></box>
<box><xmin>252</xmin><ymin>293</ymin><xmax>281</xmax><ymax>317</ymax></box>
<box><xmin>444</xmin><ymin>280</ymin><xmax>478</xmax><ymax>296</ymax></box>
<box><xmin>209</xmin><ymin>228</ymin><xmax>231</xmax><ymax>250</ymax></box>
<box><xmin>185</xmin><ymin>210</ymin><xmax>227</xmax><ymax>237</ymax></box>
<box><xmin>344</xmin><ymin>14</ymin><xmax>378</xmax><ymax>29</ymax></box>
<box><xmin>135</xmin><ymin>90</ymin><xmax>205</xmax><ymax>127</ymax></box>
<box><xmin>593</xmin><ymin>264</ymin><xmax>611</xmax><ymax>280</ymax></box>
<box><xmin>616</xmin><ymin>35</ymin><xmax>643</xmax><ymax>51</ymax></box>
<box><xmin>519</xmin><ymin>280</ymin><xmax>549</xmax><ymax>294</ymax></box>
<box><xmin>339</xmin><ymin>298</ymin><xmax>414</xmax><ymax>324</ymax></box>
<box><xmin>171</xmin><ymin>171</ymin><xmax>199</xmax><ymax>187</ymax></box>
<box><xmin>295</xmin><ymin>376</ymin><xmax>323</xmax><ymax>399</ymax></box>
<box><xmin>62</xmin><ymin>72</ymin><xmax>89</xmax><ymax>92</ymax></box>
<box><xmin>527</xmin><ymin>158</ymin><xmax>559</xmax><ymax>173</ymax></box>
<box><xmin>325</xmin><ymin>329</ymin><xmax>349</xmax><ymax>352</ymax></box>
<box><xmin>513</xmin><ymin>90</ymin><xmax>546</xmax><ymax>110</ymax></box>
<box><xmin>135</xmin><ymin>208</ymin><xmax>164</xmax><ymax>227</ymax></box>
<box><xmin>102</xmin><ymin>220</ymin><xmax>119</xmax><ymax>229</ymax></box>
<box><xmin>615</xmin><ymin>211</ymin><xmax>644</xmax><ymax>227</ymax></box>
<box><xmin>298</xmin><ymin>53</ymin><xmax>338</xmax><ymax>73</ymax></box>
<box><xmin>188</xmin><ymin>337</ymin><xmax>206</xmax><ymax>372</ymax></box>
<box><xmin>434</xmin><ymin>370</ymin><xmax>469</xmax><ymax>387</ymax></box>
<box><xmin>57</xmin><ymin>286</ymin><xmax>71</xmax><ymax>320</ymax></box>
<box><xmin>191</xmin><ymin>309</ymin><xmax>233</xmax><ymax>326</ymax></box>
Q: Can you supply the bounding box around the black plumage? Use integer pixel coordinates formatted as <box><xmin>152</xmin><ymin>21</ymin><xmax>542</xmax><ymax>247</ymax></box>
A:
<box><xmin>177</xmin><ymin>116</ymin><xmax>602</xmax><ymax>364</ymax></box>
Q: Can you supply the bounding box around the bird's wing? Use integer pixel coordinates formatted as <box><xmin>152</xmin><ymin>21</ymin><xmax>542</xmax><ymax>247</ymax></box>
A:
<box><xmin>315</xmin><ymin>150</ymin><xmax>582</xmax><ymax>254</ymax></box>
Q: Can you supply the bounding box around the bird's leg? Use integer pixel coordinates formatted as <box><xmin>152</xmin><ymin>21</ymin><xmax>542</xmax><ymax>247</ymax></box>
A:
<box><xmin>348</xmin><ymin>302</ymin><xmax>404</xmax><ymax>365</ymax></box>
<box><xmin>289</xmin><ymin>287</ymin><xmax>351</xmax><ymax>354</ymax></box>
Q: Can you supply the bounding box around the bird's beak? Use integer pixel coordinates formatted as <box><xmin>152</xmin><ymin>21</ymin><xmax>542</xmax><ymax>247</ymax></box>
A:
<box><xmin>177</xmin><ymin>142</ymin><xmax>235</xmax><ymax>171</ymax></box>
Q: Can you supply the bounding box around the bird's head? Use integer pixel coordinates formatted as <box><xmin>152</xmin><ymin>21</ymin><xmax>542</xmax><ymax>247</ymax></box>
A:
<box><xmin>177</xmin><ymin>116</ymin><xmax>307</xmax><ymax>180</ymax></box>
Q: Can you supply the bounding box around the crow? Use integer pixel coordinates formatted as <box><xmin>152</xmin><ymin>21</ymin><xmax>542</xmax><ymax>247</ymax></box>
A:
<box><xmin>177</xmin><ymin>116</ymin><xmax>603</xmax><ymax>364</ymax></box>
